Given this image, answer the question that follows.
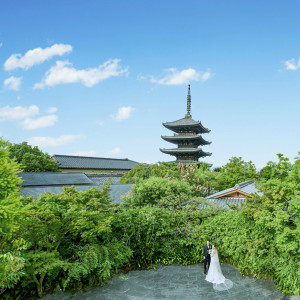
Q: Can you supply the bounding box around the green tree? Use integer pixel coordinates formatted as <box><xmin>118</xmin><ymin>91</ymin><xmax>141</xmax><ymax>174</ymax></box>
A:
<box><xmin>259</xmin><ymin>153</ymin><xmax>293</xmax><ymax>181</ymax></box>
<box><xmin>0</xmin><ymin>194</ymin><xmax>27</xmax><ymax>297</ymax></box>
<box><xmin>193</xmin><ymin>163</ymin><xmax>219</xmax><ymax>196</ymax></box>
<box><xmin>216</xmin><ymin>157</ymin><xmax>257</xmax><ymax>191</ymax></box>
<box><xmin>0</xmin><ymin>138</ymin><xmax>23</xmax><ymax>199</ymax></box>
<box><xmin>121</xmin><ymin>162</ymin><xmax>217</xmax><ymax>196</ymax></box>
<box><xmin>9</xmin><ymin>142</ymin><xmax>59</xmax><ymax>172</ymax></box>
<box><xmin>17</xmin><ymin>183</ymin><xmax>131</xmax><ymax>298</ymax></box>
<box><xmin>122</xmin><ymin>177</ymin><xmax>194</xmax><ymax>207</ymax></box>
<box><xmin>120</xmin><ymin>162</ymin><xmax>178</xmax><ymax>183</ymax></box>
<box><xmin>242</xmin><ymin>153</ymin><xmax>300</xmax><ymax>294</ymax></box>
<box><xmin>0</xmin><ymin>138</ymin><xmax>25</xmax><ymax>296</ymax></box>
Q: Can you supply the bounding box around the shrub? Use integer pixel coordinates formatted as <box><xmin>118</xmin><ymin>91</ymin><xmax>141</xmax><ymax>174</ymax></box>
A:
<box><xmin>122</xmin><ymin>177</ymin><xmax>193</xmax><ymax>207</ymax></box>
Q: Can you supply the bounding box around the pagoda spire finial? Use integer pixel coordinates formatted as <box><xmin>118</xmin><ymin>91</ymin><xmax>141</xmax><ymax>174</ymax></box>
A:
<box><xmin>186</xmin><ymin>84</ymin><xmax>191</xmax><ymax>117</ymax></box>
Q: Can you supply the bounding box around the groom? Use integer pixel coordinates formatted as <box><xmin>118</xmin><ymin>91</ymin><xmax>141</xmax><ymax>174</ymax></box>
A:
<box><xmin>203</xmin><ymin>239</ymin><xmax>212</xmax><ymax>274</ymax></box>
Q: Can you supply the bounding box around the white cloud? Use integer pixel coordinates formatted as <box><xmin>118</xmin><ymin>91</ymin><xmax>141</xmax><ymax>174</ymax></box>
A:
<box><xmin>4</xmin><ymin>43</ymin><xmax>72</xmax><ymax>71</ymax></box>
<box><xmin>0</xmin><ymin>42</ymin><xmax>3</xmax><ymax>48</ymax></box>
<box><xmin>151</xmin><ymin>68</ymin><xmax>212</xmax><ymax>85</ymax></box>
<box><xmin>111</xmin><ymin>106</ymin><xmax>136</xmax><ymax>121</ymax></box>
<box><xmin>4</xmin><ymin>76</ymin><xmax>22</xmax><ymax>91</ymax></box>
<box><xmin>137</xmin><ymin>73</ymin><xmax>147</xmax><ymax>81</ymax></box>
<box><xmin>102</xmin><ymin>147</ymin><xmax>121</xmax><ymax>157</ymax></box>
<box><xmin>284</xmin><ymin>58</ymin><xmax>300</xmax><ymax>71</ymax></box>
<box><xmin>33</xmin><ymin>59</ymin><xmax>128</xmax><ymax>89</ymax></box>
<box><xmin>0</xmin><ymin>105</ymin><xmax>58</xmax><ymax>130</ymax></box>
<box><xmin>23</xmin><ymin>115</ymin><xmax>58</xmax><ymax>130</ymax></box>
<box><xmin>109</xmin><ymin>147</ymin><xmax>121</xmax><ymax>155</ymax></box>
<box><xmin>71</xmin><ymin>148</ymin><xmax>121</xmax><ymax>158</ymax></box>
<box><xmin>0</xmin><ymin>105</ymin><xmax>39</xmax><ymax>121</ymax></box>
<box><xmin>94</xmin><ymin>120</ymin><xmax>104</xmax><ymax>126</ymax></box>
<box><xmin>69</xmin><ymin>150</ymin><xmax>97</xmax><ymax>157</ymax></box>
<box><xmin>47</xmin><ymin>107</ymin><xmax>58</xmax><ymax>114</ymax></box>
<box><xmin>201</xmin><ymin>71</ymin><xmax>212</xmax><ymax>81</ymax></box>
<box><xmin>27</xmin><ymin>134</ymin><xmax>84</xmax><ymax>147</ymax></box>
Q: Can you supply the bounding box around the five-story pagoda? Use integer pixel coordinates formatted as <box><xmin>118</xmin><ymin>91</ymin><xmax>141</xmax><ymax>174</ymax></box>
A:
<box><xmin>160</xmin><ymin>85</ymin><xmax>211</xmax><ymax>164</ymax></box>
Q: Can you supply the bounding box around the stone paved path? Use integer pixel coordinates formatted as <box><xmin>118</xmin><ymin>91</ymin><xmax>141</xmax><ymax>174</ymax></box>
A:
<box><xmin>43</xmin><ymin>264</ymin><xmax>299</xmax><ymax>300</ymax></box>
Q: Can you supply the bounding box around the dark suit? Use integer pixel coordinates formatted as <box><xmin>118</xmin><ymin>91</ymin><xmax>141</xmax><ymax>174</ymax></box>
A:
<box><xmin>203</xmin><ymin>244</ymin><xmax>212</xmax><ymax>273</ymax></box>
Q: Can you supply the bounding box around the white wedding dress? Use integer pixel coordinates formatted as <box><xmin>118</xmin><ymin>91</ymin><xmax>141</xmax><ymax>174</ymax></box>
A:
<box><xmin>205</xmin><ymin>249</ymin><xmax>233</xmax><ymax>291</ymax></box>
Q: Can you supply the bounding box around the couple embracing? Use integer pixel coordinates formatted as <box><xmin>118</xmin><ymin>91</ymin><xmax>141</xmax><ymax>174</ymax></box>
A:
<box><xmin>202</xmin><ymin>239</ymin><xmax>233</xmax><ymax>291</ymax></box>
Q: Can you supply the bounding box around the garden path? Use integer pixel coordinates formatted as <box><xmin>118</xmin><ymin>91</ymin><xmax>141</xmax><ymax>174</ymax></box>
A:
<box><xmin>43</xmin><ymin>264</ymin><xmax>299</xmax><ymax>300</ymax></box>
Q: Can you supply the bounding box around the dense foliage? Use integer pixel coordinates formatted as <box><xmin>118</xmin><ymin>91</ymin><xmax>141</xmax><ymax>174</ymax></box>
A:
<box><xmin>1</xmin><ymin>144</ymin><xmax>299</xmax><ymax>298</ymax></box>
<box><xmin>116</xmin><ymin>154</ymin><xmax>300</xmax><ymax>294</ymax></box>
<box><xmin>122</xmin><ymin>177</ymin><xmax>194</xmax><ymax>207</ymax></box>
<box><xmin>0</xmin><ymin>138</ymin><xmax>25</xmax><ymax>296</ymax></box>
<box><xmin>216</xmin><ymin>156</ymin><xmax>257</xmax><ymax>191</ymax></box>
<box><xmin>8</xmin><ymin>142</ymin><xmax>59</xmax><ymax>172</ymax></box>
<box><xmin>121</xmin><ymin>162</ymin><xmax>217</xmax><ymax>196</ymax></box>
<box><xmin>0</xmin><ymin>138</ymin><xmax>23</xmax><ymax>198</ymax></box>
<box><xmin>121</xmin><ymin>157</ymin><xmax>258</xmax><ymax>195</ymax></box>
<box><xmin>1</xmin><ymin>184</ymin><xmax>132</xmax><ymax>298</ymax></box>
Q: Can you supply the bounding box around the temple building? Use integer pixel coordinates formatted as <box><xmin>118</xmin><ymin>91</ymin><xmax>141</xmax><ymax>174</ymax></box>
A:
<box><xmin>52</xmin><ymin>154</ymin><xmax>139</xmax><ymax>185</ymax></box>
<box><xmin>160</xmin><ymin>85</ymin><xmax>211</xmax><ymax>164</ymax></box>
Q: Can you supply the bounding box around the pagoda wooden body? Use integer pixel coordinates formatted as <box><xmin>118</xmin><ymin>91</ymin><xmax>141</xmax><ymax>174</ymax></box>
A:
<box><xmin>160</xmin><ymin>85</ymin><xmax>211</xmax><ymax>164</ymax></box>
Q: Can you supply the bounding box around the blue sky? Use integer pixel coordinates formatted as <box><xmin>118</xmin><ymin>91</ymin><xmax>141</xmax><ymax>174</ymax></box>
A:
<box><xmin>0</xmin><ymin>0</ymin><xmax>299</xmax><ymax>169</ymax></box>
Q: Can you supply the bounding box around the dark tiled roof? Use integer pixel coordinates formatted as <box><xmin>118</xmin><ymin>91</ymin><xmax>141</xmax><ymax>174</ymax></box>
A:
<box><xmin>20</xmin><ymin>185</ymin><xmax>94</xmax><ymax>198</ymax></box>
<box><xmin>109</xmin><ymin>184</ymin><xmax>132</xmax><ymax>204</ymax></box>
<box><xmin>163</xmin><ymin>116</ymin><xmax>210</xmax><ymax>134</ymax></box>
<box><xmin>164</xmin><ymin>117</ymin><xmax>203</xmax><ymax>126</ymax></box>
<box><xmin>206</xmin><ymin>180</ymin><xmax>262</xmax><ymax>199</ymax></box>
<box><xmin>203</xmin><ymin>198</ymin><xmax>246</xmax><ymax>209</ymax></box>
<box><xmin>20</xmin><ymin>184</ymin><xmax>133</xmax><ymax>204</ymax></box>
<box><xmin>160</xmin><ymin>148</ymin><xmax>212</xmax><ymax>158</ymax></box>
<box><xmin>52</xmin><ymin>154</ymin><xmax>139</xmax><ymax>170</ymax></box>
<box><xmin>160</xmin><ymin>148</ymin><xmax>211</xmax><ymax>154</ymax></box>
<box><xmin>85</xmin><ymin>173</ymin><xmax>125</xmax><ymax>185</ymax></box>
<box><xmin>161</xmin><ymin>135</ymin><xmax>211</xmax><ymax>146</ymax></box>
<box><xmin>19</xmin><ymin>172</ymin><xmax>94</xmax><ymax>187</ymax></box>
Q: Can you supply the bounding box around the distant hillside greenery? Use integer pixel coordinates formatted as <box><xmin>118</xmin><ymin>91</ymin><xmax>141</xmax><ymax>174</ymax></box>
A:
<box><xmin>8</xmin><ymin>142</ymin><xmax>59</xmax><ymax>172</ymax></box>
<box><xmin>0</xmin><ymin>137</ymin><xmax>299</xmax><ymax>298</ymax></box>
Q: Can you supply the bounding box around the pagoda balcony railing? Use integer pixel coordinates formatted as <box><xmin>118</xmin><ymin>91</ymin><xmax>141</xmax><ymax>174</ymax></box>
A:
<box><xmin>178</xmin><ymin>144</ymin><xmax>198</xmax><ymax>148</ymax></box>
<box><xmin>174</xmin><ymin>133</ymin><xmax>196</xmax><ymax>136</ymax></box>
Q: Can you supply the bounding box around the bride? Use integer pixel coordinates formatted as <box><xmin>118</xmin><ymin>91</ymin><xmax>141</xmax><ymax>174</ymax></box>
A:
<box><xmin>205</xmin><ymin>245</ymin><xmax>233</xmax><ymax>291</ymax></box>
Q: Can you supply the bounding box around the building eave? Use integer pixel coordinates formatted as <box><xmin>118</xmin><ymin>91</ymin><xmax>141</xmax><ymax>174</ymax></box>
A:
<box><xmin>162</xmin><ymin>116</ymin><xmax>210</xmax><ymax>134</ymax></box>
<box><xmin>161</xmin><ymin>135</ymin><xmax>211</xmax><ymax>145</ymax></box>
<box><xmin>160</xmin><ymin>148</ymin><xmax>212</xmax><ymax>157</ymax></box>
<box><xmin>211</xmin><ymin>189</ymin><xmax>254</xmax><ymax>199</ymax></box>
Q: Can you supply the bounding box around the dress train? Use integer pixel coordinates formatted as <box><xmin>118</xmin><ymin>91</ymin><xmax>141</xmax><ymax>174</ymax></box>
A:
<box><xmin>205</xmin><ymin>249</ymin><xmax>233</xmax><ymax>291</ymax></box>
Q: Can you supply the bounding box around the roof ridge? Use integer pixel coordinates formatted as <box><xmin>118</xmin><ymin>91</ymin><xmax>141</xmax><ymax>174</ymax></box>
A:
<box><xmin>53</xmin><ymin>154</ymin><xmax>135</xmax><ymax>162</ymax></box>
<box><xmin>20</xmin><ymin>171</ymin><xmax>87</xmax><ymax>175</ymax></box>
<box><xmin>237</xmin><ymin>179</ymin><xmax>254</xmax><ymax>188</ymax></box>
<box><xmin>163</xmin><ymin>116</ymin><xmax>201</xmax><ymax>124</ymax></box>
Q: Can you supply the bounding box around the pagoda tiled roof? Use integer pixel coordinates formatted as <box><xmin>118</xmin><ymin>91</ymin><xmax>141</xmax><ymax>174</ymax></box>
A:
<box><xmin>163</xmin><ymin>116</ymin><xmax>210</xmax><ymax>134</ymax></box>
<box><xmin>160</xmin><ymin>148</ymin><xmax>212</xmax><ymax>157</ymax></box>
<box><xmin>52</xmin><ymin>154</ymin><xmax>139</xmax><ymax>170</ymax></box>
<box><xmin>161</xmin><ymin>135</ymin><xmax>211</xmax><ymax>146</ymax></box>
